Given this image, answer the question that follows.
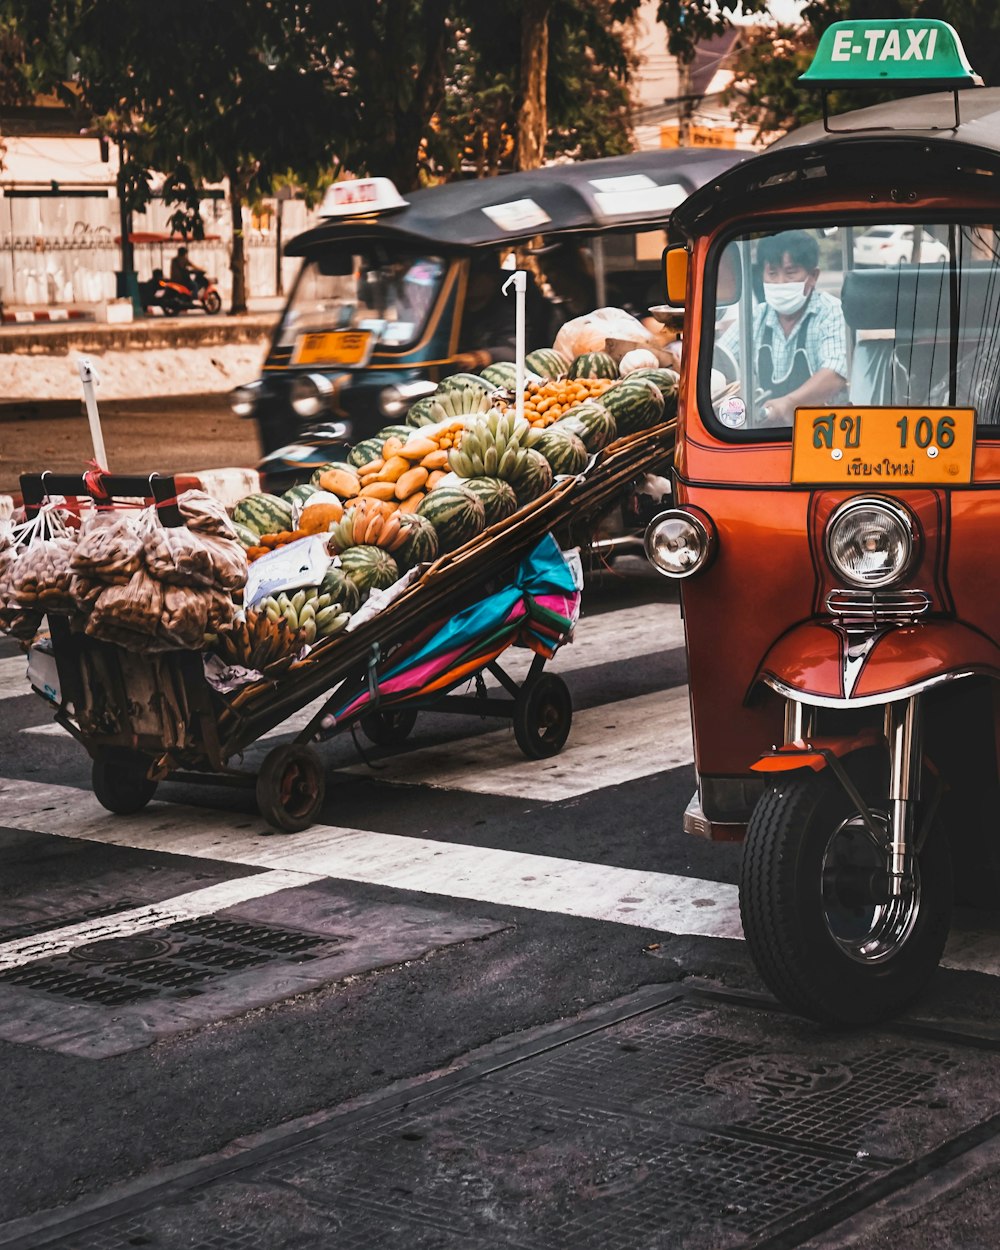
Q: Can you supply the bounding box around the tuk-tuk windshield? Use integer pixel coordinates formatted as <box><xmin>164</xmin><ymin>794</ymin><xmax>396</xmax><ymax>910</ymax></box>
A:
<box><xmin>708</xmin><ymin>222</ymin><xmax>1000</xmax><ymax>435</ymax></box>
<box><xmin>277</xmin><ymin>249</ymin><xmax>446</xmax><ymax>351</ymax></box>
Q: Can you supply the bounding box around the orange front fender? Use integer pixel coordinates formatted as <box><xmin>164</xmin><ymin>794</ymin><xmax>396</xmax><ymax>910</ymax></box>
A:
<box><xmin>754</xmin><ymin>619</ymin><xmax>1000</xmax><ymax>708</ymax></box>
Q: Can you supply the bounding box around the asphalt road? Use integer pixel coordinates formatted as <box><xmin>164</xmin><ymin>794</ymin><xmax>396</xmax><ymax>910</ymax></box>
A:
<box><xmin>3</xmin><ymin>561</ymin><xmax>1000</xmax><ymax>1248</ymax></box>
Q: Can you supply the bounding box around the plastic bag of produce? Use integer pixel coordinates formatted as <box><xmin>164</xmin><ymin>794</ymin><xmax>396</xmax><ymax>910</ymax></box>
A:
<box><xmin>177</xmin><ymin>488</ymin><xmax>239</xmax><ymax>539</ymax></box>
<box><xmin>86</xmin><ymin>568</ymin><xmax>166</xmax><ymax>649</ymax></box>
<box><xmin>144</xmin><ymin>523</ymin><xmax>247</xmax><ymax>591</ymax></box>
<box><xmin>553</xmin><ymin>308</ymin><xmax>656</xmax><ymax>360</ymax></box>
<box><xmin>70</xmin><ymin>509</ymin><xmax>145</xmax><ymax>584</ymax></box>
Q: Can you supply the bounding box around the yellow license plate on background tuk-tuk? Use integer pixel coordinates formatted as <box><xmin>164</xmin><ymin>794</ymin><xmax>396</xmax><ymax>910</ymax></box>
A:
<box><xmin>292</xmin><ymin>330</ymin><xmax>373</xmax><ymax>367</ymax></box>
<box><xmin>791</xmin><ymin>407</ymin><xmax>976</xmax><ymax>485</ymax></box>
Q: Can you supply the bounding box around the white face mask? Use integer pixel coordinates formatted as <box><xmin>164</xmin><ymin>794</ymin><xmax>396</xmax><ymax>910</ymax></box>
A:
<box><xmin>763</xmin><ymin>280</ymin><xmax>809</xmax><ymax>316</ymax></box>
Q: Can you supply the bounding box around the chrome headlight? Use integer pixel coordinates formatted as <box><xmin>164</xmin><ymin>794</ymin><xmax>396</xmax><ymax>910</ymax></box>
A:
<box><xmin>229</xmin><ymin>381</ymin><xmax>261</xmax><ymax>418</ymax></box>
<box><xmin>644</xmin><ymin>507</ymin><xmax>716</xmax><ymax>579</ymax></box>
<box><xmin>825</xmin><ymin>496</ymin><xmax>917</xmax><ymax>589</ymax></box>
<box><xmin>290</xmin><ymin>373</ymin><xmax>333</xmax><ymax>418</ymax></box>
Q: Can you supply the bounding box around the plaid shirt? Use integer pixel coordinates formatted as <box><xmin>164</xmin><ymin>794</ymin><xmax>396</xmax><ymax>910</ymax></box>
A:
<box><xmin>719</xmin><ymin>289</ymin><xmax>848</xmax><ymax>386</ymax></box>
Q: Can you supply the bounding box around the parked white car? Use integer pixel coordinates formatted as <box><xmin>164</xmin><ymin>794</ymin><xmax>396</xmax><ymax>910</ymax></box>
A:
<box><xmin>853</xmin><ymin>225</ymin><xmax>949</xmax><ymax>266</ymax></box>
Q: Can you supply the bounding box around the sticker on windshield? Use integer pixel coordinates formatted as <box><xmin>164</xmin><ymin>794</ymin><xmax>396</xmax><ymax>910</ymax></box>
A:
<box><xmin>718</xmin><ymin>396</ymin><xmax>747</xmax><ymax>428</ymax></box>
<box><xmin>481</xmin><ymin>199</ymin><xmax>551</xmax><ymax>232</ymax></box>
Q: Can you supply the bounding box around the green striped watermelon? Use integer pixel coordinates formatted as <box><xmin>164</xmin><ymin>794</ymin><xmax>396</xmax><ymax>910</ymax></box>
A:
<box><xmin>525</xmin><ymin>348</ymin><xmax>570</xmax><ymax>379</ymax></box>
<box><xmin>624</xmin><ymin>367</ymin><xmax>679</xmax><ymax>417</ymax></box>
<box><xmin>526</xmin><ymin>428</ymin><xmax>589</xmax><ymax>476</ymax></box>
<box><xmin>231</xmin><ymin>521</ymin><xmax>262</xmax><ymax>550</ymax></box>
<box><xmin>308</xmin><ymin>462</ymin><xmax>340</xmax><ymax>487</ymax></box>
<box><xmin>318</xmin><ymin>565</ymin><xmax>361</xmax><ymax>615</ymax></box>
<box><xmin>599</xmin><ymin>379</ymin><xmax>666</xmax><ymax>435</ymax></box>
<box><xmin>232</xmin><ymin>493</ymin><xmax>294</xmax><ymax>536</ymax></box>
<box><xmin>437</xmin><ymin>372</ymin><xmax>494</xmax><ymax>393</ymax></box>
<box><xmin>416</xmin><ymin>485</ymin><xmax>486</xmax><ymax>552</ymax></box>
<box><xmin>347</xmin><ymin>438</ymin><xmax>386</xmax><ymax>469</ymax></box>
<box><xmin>552</xmin><ymin>402</ymin><xmax>617</xmax><ymax>453</ymax></box>
<box><xmin>375</xmin><ymin>424</ymin><xmax>413</xmax><ymax>444</ymax></box>
<box><xmin>339</xmin><ymin>545</ymin><xmax>400</xmax><ymax>600</ymax></box>
<box><xmin>405</xmin><ymin>396</ymin><xmax>438</xmax><ymax>427</ymax></box>
<box><xmin>282</xmin><ymin>483</ymin><xmax>319</xmax><ymax>509</ymax></box>
<box><xmin>394</xmin><ymin>513</ymin><xmax>440</xmax><ymax>571</ymax></box>
<box><xmin>481</xmin><ymin>362</ymin><xmax>518</xmax><ymax>389</ymax></box>
<box><xmin>507</xmin><ymin>448</ymin><xmax>554</xmax><ymax>504</ymax></box>
<box><xmin>567</xmin><ymin>351</ymin><xmax>618</xmax><ymax>380</ymax></box>
<box><xmin>461</xmin><ymin>476</ymin><xmax>519</xmax><ymax>527</ymax></box>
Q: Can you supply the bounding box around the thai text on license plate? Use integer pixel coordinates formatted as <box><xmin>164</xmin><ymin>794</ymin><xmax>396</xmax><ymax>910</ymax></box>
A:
<box><xmin>292</xmin><ymin>331</ymin><xmax>372</xmax><ymax>367</ymax></box>
<box><xmin>791</xmin><ymin>407</ymin><xmax>975</xmax><ymax>485</ymax></box>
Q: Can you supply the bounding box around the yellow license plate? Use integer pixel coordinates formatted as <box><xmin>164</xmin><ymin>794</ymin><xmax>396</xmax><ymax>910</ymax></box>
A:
<box><xmin>292</xmin><ymin>330</ymin><xmax>373</xmax><ymax>367</ymax></box>
<box><xmin>791</xmin><ymin>407</ymin><xmax>976</xmax><ymax>486</ymax></box>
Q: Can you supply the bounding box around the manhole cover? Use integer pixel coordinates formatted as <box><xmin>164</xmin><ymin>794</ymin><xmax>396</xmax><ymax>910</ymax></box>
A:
<box><xmin>72</xmin><ymin>936</ymin><xmax>173</xmax><ymax>964</ymax></box>
<box><xmin>704</xmin><ymin>1054</ymin><xmax>855</xmax><ymax>1099</ymax></box>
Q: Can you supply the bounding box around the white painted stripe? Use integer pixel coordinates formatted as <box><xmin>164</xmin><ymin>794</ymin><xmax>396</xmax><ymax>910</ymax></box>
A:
<box><xmin>0</xmin><ymin>779</ymin><xmax>742</xmax><ymax>940</ymax></box>
<box><xmin>0</xmin><ymin>869</ymin><xmax>319</xmax><ymax>971</ymax></box>
<box><xmin>342</xmin><ymin>686</ymin><xmax>693</xmax><ymax>799</ymax></box>
<box><xmin>0</xmin><ymin>655</ymin><xmax>28</xmax><ymax>701</ymax></box>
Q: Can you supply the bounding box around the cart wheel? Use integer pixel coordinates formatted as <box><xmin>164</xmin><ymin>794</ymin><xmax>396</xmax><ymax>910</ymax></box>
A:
<box><xmin>360</xmin><ymin>706</ymin><xmax>418</xmax><ymax>747</ymax></box>
<box><xmin>256</xmin><ymin>744</ymin><xmax>325</xmax><ymax>833</ymax></box>
<box><xmin>513</xmin><ymin>674</ymin><xmax>572</xmax><ymax>760</ymax></box>
<box><xmin>740</xmin><ymin>749</ymin><xmax>952</xmax><ymax>1025</ymax></box>
<box><xmin>91</xmin><ymin>749</ymin><xmax>158</xmax><ymax>815</ymax></box>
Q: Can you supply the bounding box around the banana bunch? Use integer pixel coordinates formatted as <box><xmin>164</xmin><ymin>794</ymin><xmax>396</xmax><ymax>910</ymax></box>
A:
<box><xmin>428</xmin><ymin>386</ymin><xmax>492</xmax><ymax>422</ymax></box>
<box><xmin>329</xmin><ymin>499</ymin><xmax>408</xmax><ymax>554</ymax></box>
<box><xmin>447</xmin><ymin>409</ymin><xmax>530</xmax><ymax>480</ymax></box>
<box><xmin>258</xmin><ymin>588</ymin><xmax>352</xmax><ymax>644</ymax></box>
<box><xmin>211</xmin><ymin>609</ymin><xmax>299</xmax><ymax>670</ymax></box>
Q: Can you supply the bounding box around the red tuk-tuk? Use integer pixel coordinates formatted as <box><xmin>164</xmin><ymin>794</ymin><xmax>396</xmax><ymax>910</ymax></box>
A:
<box><xmin>646</xmin><ymin>19</ymin><xmax>1000</xmax><ymax>1023</ymax></box>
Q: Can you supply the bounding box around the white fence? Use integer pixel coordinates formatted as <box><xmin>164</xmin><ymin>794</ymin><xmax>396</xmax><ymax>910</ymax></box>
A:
<box><xmin>0</xmin><ymin>193</ymin><xmax>316</xmax><ymax>308</ymax></box>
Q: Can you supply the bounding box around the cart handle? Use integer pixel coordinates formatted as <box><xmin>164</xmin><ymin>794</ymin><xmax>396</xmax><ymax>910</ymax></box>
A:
<box><xmin>20</xmin><ymin>472</ymin><xmax>185</xmax><ymax>526</ymax></box>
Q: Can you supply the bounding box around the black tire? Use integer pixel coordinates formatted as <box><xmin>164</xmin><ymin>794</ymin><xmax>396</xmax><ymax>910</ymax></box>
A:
<box><xmin>740</xmin><ymin>751</ymin><xmax>952</xmax><ymax>1025</ymax></box>
<box><xmin>256</xmin><ymin>744</ymin><xmax>325</xmax><ymax>833</ymax></box>
<box><xmin>202</xmin><ymin>289</ymin><xmax>222</xmax><ymax>315</ymax></box>
<box><xmin>513</xmin><ymin>673</ymin><xmax>572</xmax><ymax>760</ymax></box>
<box><xmin>91</xmin><ymin>749</ymin><xmax>158</xmax><ymax>815</ymax></box>
<box><xmin>360</xmin><ymin>706</ymin><xmax>418</xmax><ymax>747</ymax></box>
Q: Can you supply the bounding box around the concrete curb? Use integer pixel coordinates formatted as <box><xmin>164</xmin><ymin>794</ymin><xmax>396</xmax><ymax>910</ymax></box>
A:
<box><xmin>1</xmin><ymin>309</ymin><xmax>92</xmax><ymax>325</ymax></box>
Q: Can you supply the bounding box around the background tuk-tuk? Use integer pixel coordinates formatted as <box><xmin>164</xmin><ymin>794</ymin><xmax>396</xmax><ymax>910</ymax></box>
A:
<box><xmin>646</xmin><ymin>19</ymin><xmax>1000</xmax><ymax>1024</ymax></box>
<box><xmin>231</xmin><ymin>150</ymin><xmax>740</xmax><ymax>492</ymax></box>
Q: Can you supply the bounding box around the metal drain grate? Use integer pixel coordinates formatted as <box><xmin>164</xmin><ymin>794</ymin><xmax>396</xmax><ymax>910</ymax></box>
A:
<box><xmin>0</xmin><ymin>917</ymin><xmax>341</xmax><ymax>1006</ymax></box>
<box><xmin>0</xmin><ymin>900</ymin><xmax>142</xmax><ymax>944</ymax></box>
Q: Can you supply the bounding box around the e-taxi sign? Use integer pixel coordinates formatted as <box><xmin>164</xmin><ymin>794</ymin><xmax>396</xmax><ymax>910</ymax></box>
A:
<box><xmin>800</xmin><ymin>19</ymin><xmax>980</xmax><ymax>87</ymax></box>
<box><xmin>319</xmin><ymin>177</ymin><xmax>409</xmax><ymax>219</ymax></box>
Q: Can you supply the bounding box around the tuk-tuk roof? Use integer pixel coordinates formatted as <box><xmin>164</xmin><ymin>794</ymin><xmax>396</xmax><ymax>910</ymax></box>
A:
<box><xmin>671</xmin><ymin>86</ymin><xmax>1000</xmax><ymax>239</ymax></box>
<box><xmin>286</xmin><ymin>149</ymin><xmax>744</xmax><ymax>257</ymax></box>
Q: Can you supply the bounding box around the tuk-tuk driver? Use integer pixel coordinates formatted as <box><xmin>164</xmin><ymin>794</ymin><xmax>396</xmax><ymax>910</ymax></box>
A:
<box><xmin>718</xmin><ymin>230</ymin><xmax>848</xmax><ymax>426</ymax></box>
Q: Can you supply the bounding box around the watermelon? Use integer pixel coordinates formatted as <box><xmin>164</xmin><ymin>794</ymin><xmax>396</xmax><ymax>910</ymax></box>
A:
<box><xmin>347</xmin><ymin>438</ymin><xmax>386</xmax><ymax>469</ymax></box>
<box><xmin>568</xmin><ymin>351</ymin><xmax>618</xmax><ymax>380</ymax></box>
<box><xmin>507</xmin><ymin>448</ymin><xmax>554</xmax><ymax>504</ymax></box>
<box><xmin>282</xmin><ymin>483</ymin><xmax>319</xmax><ymax>509</ymax></box>
<box><xmin>232</xmin><ymin>493</ymin><xmax>294</xmax><ymax>536</ymax></box>
<box><xmin>375</xmin><ymin>424</ymin><xmax>413</xmax><ymax>444</ymax></box>
<box><xmin>318</xmin><ymin>565</ymin><xmax>361</xmax><ymax>615</ymax></box>
<box><xmin>525</xmin><ymin>348</ymin><xmax>570</xmax><ymax>379</ymax></box>
<box><xmin>625</xmin><ymin>367</ymin><xmax>679</xmax><ymax>417</ymax></box>
<box><xmin>339</xmin><ymin>545</ymin><xmax>400</xmax><ymax>600</ymax></box>
<box><xmin>308</xmin><ymin>462</ymin><xmax>339</xmax><ymax>487</ymax></box>
<box><xmin>405</xmin><ymin>396</ymin><xmax>438</xmax><ymax>427</ymax></box>
<box><xmin>416</xmin><ymin>485</ymin><xmax>486</xmax><ymax>552</ymax></box>
<box><xmin>437</xmin><ymin>372</ymin><xmax>494</xmax><ymax>393</ymax></box>
<box><xmin>461</xmin><ymin>476</ymin><xmax>519</xmax><ymax>527</ymax></box>
<box><xmin>394</xmin><ymin>513</ymin><xmax>440</xmax><ymax>571</ymax></box>
<box><xmin>599</xmin><ymin>379</ymin><xmax>666</xmax><ymax>435</ymax></box>
<box><xmin>526</xmin><ymin>428</ymin><xmax>589</xmax><ymax>476</ymax></box>
<box><xmin>553</xmin><ymin>402</ymin><xmax>617</xmax><ymax>453</ymax></box>
<box><xmin>481</xmin><ymin>362</ymin><xmax>519</xmax><ymax>388</ymax></box>
<box><xmin>231</xmin><ymin>521</ymin><xmax>262</xmax><ymax>550</ymax></box>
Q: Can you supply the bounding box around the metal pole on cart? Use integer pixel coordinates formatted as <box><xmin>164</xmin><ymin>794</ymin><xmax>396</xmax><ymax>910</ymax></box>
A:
<box><xmin>76</xmin><ymin>356</ymin><xmax>109</xmax><ymax>469</ymax></box>
<box><xmin>502</xmin><ymin>270</ymin><xmax>527</xmax><ymax>423</ymax></box>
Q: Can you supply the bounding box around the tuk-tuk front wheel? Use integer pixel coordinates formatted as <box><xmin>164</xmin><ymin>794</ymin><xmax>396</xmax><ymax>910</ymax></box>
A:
<box><xmin>739</xmin><ymin>754</ymin><xmax>952</xmax><ymax>1026</ymax></box>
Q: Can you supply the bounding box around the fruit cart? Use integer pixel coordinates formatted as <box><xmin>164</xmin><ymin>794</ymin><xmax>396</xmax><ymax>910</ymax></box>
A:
<box><xmin>18</xmin><ymin>424</ymin><xmax>670</xmax><ymax>831</ymax></box>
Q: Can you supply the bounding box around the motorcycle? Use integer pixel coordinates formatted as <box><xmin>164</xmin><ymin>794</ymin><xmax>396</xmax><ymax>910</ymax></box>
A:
<box><xmin>142</xmin><ymin>268</ymin><xmax>223</xmax><ymax>316</ymax></box>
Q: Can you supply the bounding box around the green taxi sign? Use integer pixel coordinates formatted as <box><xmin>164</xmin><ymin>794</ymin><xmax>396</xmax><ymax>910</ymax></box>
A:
<box><xmin>800</xmin><ymin>19</ymin><xmax>980</xmax><ymax>88</ymax></box>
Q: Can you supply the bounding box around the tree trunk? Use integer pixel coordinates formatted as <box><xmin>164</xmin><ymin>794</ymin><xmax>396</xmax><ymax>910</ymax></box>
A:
<box><xmin>228</xmin><ymin>170</ymin><xmax>247</xmax><ymax>315</ymax></box>
<box><xmin>516</xmin><ymin>0</ymin><xmax>550</xmax><ymax>170</ymax></box>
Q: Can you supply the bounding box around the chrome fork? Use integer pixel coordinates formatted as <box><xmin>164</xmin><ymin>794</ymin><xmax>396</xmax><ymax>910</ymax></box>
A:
<box><xmin>885</xmin><ymin>695</ymin><xmax>922</xmax><ymax>898</ymax></box>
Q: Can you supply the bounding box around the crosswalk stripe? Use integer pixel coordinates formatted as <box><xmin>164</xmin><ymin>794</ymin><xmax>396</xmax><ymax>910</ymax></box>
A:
<box><xmin>0</xmin><ymin>869</ymin><xmax>320</xmax><ymax>971</ymax></box>
<box><xmin>0</xmin><ymin>778</ymin><xmax>742</xmax><ymax>941</ymax></box>
<box><xmin>0</xmin><ymin>655</ymin><xmax>28</xmax><ymax>701</ymax></box>
<box><xmin>1</xmin><ymin>777</ymin><xmax>999</xmax><ymax>976</ymax></box>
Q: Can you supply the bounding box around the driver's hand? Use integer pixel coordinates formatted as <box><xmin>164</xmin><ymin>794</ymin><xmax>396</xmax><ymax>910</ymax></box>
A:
<box><xmin>761</xmin><ymin>395</ymin><xmax>794</xmax><ymax>425</ymax></box>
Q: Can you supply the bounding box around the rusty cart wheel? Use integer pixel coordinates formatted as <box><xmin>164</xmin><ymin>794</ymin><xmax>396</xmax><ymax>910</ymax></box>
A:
<box><xmin>91</xmin><ymin>749</ymin><xmax>158</xmax><ymax>815</ymax></box>
<box><xmin>360</xmin><ymin>706</ymin><xmax>418</xmax><ymax>747</ymax></box>
<box><xmin>256</xmin><ymin>744</ymin><xmax>325</xmax><ymax>833</ymax></box>
<box><xmin>513</xmin><ymin>673</ymin><xmax>572</xmax><ymax>760</ymax></box>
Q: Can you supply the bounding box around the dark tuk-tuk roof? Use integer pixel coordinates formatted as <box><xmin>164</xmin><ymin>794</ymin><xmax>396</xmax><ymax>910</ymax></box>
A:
<box><xmin>287</xmin><ymin>149</ymin><xmax>744</xmax><ymax>256</ymax></box>
<box><xmin>670</xmin><ymin>87</ymin><xmax>1000</xmax><ymax>240</ymax></box>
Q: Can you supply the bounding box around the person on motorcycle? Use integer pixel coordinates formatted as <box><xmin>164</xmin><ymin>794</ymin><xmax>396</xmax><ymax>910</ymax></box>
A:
<box><xmin>170</xmin><ymin>246</ymin><xmax>207</xmax><ymax>295</ymax></box>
